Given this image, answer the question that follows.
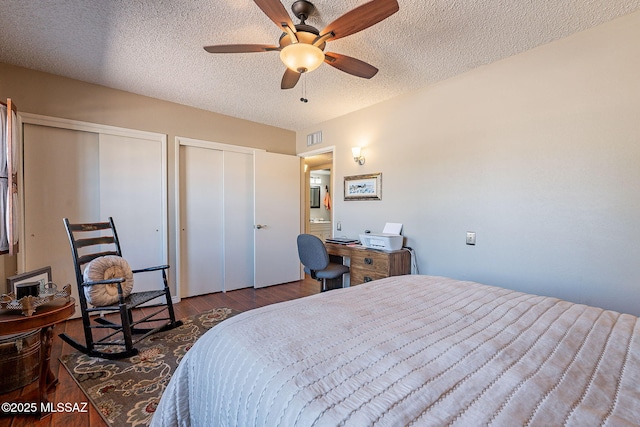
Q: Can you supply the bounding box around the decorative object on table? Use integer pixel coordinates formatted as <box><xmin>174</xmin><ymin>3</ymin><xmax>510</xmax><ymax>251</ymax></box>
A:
<box><xmin>344</xmin><ymin>172</ymin><xmax>382</xmax><ymax>200</ymax></box>
<box><xmin>7</xmin><ymin>266</ymin><xmax>52</xmax><ymax>295</ymax></box>
<box><xmin>15</xmin><ymin>281</ymin><xmax>39</xmax><ymax>299</ymax></box>
<box><xmin>0</xmin><ymin>283</ymin><xmax>71</xmax><ymax>316</ymax></box>
<box><xmin>59</xmin><ymin>307</ymin><xmax>239</xmax><ymax>427</ymax></box>
<box><xmin>39</xmin><ymin>281</ymin><xmax>58</xmax><ymax>296</ymax></box>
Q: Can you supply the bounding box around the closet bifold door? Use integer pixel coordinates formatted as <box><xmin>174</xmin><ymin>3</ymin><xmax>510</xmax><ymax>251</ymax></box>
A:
<box><xmin>22</xmin><ymin>124</ymin><xmax>101</xmax><ymax>319</ymax></box>
<box><xmin>98</xmin><ymin>133</ymin><xmax>167</xmax><ymax>294</ymax></box>
<box><xmin>178</xmin><ymin>143</ymin><xmax>254</xmax><ymax>298</ymax></box>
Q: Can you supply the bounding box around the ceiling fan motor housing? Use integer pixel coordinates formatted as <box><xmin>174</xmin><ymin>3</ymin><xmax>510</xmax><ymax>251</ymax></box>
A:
<box><xmin>291</xmin><ymin>0</ymin><xmax>316</xmax><ymax>23</ymax></box>
<box><xmin>279</xmin><ymin>27</ymin><xmax>326</xmax><ymax>51</ymax></box>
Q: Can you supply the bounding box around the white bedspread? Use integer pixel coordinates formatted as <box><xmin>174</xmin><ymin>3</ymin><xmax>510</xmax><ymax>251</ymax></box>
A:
<box><xmin>151</xmin><ymin>275</ymin><xmax>640</xmax><ymax>426</ymax></box>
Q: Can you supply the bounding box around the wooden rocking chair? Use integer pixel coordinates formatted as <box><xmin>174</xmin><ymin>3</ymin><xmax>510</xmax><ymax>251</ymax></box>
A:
<box><xmin>59</xmin><ymin>217</ymin><xmax>182</xmax><ymax>359</ymax></box>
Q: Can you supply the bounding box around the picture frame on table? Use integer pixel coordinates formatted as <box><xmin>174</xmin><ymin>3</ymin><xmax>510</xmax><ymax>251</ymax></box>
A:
<box><xmin>344</xmin><ymin>173</ymin><xmax>382</xmax><ymax>201</ymax></box>
<box><xmin>7</xmin><ymin>266</ymin><xmax>52</xmax><ymax>296</ymax></box>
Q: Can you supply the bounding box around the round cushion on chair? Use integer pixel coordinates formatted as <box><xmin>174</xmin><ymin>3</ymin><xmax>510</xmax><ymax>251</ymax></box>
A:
<box><xmin>83</xmin><ymin>255</ymin><xmax>134</xmax><ymax>307</ymax></box>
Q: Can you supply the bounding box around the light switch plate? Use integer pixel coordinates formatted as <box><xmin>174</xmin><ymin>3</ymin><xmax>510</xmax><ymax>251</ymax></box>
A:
<box><xmin>466</xmin><ymin>232</ymin><xmax>476</xmax><ymax>245</ymax></box>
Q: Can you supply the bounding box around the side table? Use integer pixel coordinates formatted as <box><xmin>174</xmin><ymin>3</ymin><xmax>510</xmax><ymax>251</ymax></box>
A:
<box><xmin>0</xmin><ymin>298</ymin><xmax>75</xmax><ymax>418</ymax></box>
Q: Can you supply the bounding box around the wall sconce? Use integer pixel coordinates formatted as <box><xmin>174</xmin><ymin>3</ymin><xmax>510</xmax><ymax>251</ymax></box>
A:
<box><xmin>352</xmin><ymin>147</ymin><xmax>365</xmax><ymax>165</ymax></box>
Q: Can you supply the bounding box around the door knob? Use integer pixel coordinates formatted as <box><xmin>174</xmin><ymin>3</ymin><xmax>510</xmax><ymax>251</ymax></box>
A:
<box><xmin>255</xmin><ymin>224</ymin><xmax>267</xmax><ymax>229</ymax></box>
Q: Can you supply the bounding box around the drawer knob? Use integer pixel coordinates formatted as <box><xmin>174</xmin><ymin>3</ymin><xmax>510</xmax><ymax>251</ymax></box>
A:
<box><xmin>364</xmin><ymin>276</ymin><xmax>373</xmax><ymax>282</ymax></box>
<box><xmin>364</xmin><ymin>257</ymin><xmax>373</xmax><ymax>265</ymax></box>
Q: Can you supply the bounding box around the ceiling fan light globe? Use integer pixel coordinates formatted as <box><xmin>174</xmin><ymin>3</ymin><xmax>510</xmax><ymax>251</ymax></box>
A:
<box><xmin>280</xmin><ymin>43</ymin><xmax>324</xmax><ymax>73</ymax></box>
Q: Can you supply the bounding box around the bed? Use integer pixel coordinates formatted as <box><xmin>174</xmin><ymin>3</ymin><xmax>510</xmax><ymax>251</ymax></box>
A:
<box><xmin>151</xmin><ymin>275</ymin><xmax>640</xmax><ymax>426</ymax></box>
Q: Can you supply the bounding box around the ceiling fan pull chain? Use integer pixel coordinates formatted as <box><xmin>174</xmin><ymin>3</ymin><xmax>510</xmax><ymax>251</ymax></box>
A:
<box><xmin>300</xmin><ymin>73</ymin><xmax>308</xmax><ymax>103</ymax></box>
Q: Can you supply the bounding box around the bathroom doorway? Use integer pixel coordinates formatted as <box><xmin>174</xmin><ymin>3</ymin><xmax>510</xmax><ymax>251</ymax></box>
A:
<box><xmin>303</xmin><ymin>151</ymin><xmax>333</xmax><ymax>240</ymax></box>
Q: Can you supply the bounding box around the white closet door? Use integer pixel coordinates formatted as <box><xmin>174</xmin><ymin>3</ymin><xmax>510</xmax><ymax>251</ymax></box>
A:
<box><xmin>22</xmin><ymin>124</ymin><xmax>101</xmax><ymax>318</ymax></box>
<box><xmin>179</xmin><ymin>145</ymin><xmax>224</xmax><ymax>297</ymax></box>
<box><xmin>99</xmin><ymin>134</ymin><xmax>167</xmax><ymax>293</ymax></box>
<box><xmin>223</xmin><ymin>151</ymin><xmax>254</xmax><ymax>291</ymax></box>
<box><xmin>22</xmin><ymin>118</ymin><xmax>168</xmax><ymax>318</ymax></box>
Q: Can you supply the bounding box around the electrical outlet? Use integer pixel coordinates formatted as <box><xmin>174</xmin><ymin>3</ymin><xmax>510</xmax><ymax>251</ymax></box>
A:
<box><xmin>466</xmin><ymin>232</ymin><xmax>476</xmax><ymax>245</ymax></box>
<box><xmin>337</xmin><ymin>221</ymin><xmax>341</xmax><ymax>231</ymax></box>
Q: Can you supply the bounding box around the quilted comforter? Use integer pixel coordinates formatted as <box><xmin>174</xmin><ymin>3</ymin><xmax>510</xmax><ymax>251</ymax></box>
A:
<box><xmin>151</xmin><ymin>275</ymin><xmax>640</xmax><ymax>426</ymax></box>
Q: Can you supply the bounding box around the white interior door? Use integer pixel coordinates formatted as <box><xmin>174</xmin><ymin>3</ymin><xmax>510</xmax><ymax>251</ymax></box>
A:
<box><xmin>254</xmin><ymin>151</ymin><xmax>301</xmax><ymax>288</ymax></box>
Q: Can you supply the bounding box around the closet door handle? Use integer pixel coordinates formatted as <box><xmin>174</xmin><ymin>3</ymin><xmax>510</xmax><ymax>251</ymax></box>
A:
<box><xmin>255</xmin><ymin>224</ymin><xmax>267</xmax><ymax>229</ymax></box>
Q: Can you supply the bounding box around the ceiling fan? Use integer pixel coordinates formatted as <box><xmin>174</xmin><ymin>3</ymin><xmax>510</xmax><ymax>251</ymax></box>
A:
<box><xmin>204</xmin><ymin>0</ymin><xmax>399</xmax><ymax>90</ymax></box>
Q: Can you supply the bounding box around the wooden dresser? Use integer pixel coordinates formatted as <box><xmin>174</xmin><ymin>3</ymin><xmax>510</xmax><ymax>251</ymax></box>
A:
<box><xmin>325</xmin><ymin>243</ymin><xmax>411</xmax><ymax>286</ymax></box>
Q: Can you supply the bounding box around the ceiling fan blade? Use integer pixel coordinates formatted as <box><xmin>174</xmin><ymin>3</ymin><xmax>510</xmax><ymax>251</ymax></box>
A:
<box><xmin>320</xmin><ymin>0</ymin><xmax>399</xmax><ymax>41</ymax></box>
<box><xmin>254</xmin><ymin>0</ymin><xmax>295</xmax><ymax>31</ymax></box>
<box><xmin>204</xmin><ymin>44</ymin><xmax>279</xmax><ymax>53</ymax></box>
<box><xmin>324</xmin><ymin>53</ymin><xmax>379</xmax><ymax>79</ymax></box>
<box><xmin>281</xmin><ymin>68</ymin><xmax>301</xmax><ymax>89</ymax></box>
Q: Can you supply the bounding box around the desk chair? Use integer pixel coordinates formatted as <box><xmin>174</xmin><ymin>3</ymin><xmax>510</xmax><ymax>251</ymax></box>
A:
<box><xmin>297</xmin><ymin>234</ymin><xmax>349</xmax><ymax>291</ymax></box>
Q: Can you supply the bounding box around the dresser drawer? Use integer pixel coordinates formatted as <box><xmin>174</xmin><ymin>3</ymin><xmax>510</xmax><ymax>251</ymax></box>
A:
<box><xmin>350</xmin><ymin>268</ymin><xmax>388</xmax><ymax>286</ymax></box>
<box><xmin>349</xmin><ymin>252</ymin><xmax>390</xmax><ymax>273</ymax></box>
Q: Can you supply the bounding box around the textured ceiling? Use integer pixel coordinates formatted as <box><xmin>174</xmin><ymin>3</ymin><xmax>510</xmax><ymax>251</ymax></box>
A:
<box><xmin>1</xmin><ymin>1</ymin><xmax>639</xmax><ymax>131</ymax></box>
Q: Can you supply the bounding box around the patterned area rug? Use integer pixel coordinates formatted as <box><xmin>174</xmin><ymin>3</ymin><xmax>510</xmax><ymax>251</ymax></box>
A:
<box><xmin>59</xmin><ymin>307</ymin><xmax>239</xmax><ymax>427</ymax></box>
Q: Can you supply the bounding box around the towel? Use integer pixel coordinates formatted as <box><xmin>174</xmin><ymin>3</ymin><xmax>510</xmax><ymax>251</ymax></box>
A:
<box><xmin>323</xmin><ymin>191</ymin><xmax>331</xmax><ymax>210</ymax></box>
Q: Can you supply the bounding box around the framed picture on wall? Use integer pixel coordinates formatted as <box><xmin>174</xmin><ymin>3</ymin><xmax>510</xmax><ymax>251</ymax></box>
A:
<box><xmin>310</xmin><ymin>186</ymin><xmax>321</xmax><ymax>208</ymax></box>
<box><xmin>344</xmin><ymin>173</ymin><xmax>382</xmax><ymax>201</ymax></box>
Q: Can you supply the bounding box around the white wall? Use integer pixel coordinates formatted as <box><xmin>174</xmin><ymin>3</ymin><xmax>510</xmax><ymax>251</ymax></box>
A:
<box><xmin>296</xmin><ymin>11</ymin><xmax>640</xmax><ymax>316</ymax></box>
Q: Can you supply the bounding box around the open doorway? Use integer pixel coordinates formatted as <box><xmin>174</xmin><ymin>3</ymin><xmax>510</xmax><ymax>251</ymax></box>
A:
<box><xmin>302</xmin><ymin>150</ymin><xmax>334</xmax><ymax>240</ymax></box>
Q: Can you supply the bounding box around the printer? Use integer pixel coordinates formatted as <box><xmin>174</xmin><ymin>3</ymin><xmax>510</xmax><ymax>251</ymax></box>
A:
<box><xmin>359</xmin><ymin>223</ymin><xmax>404</xmax><ymax>252</ymax></box>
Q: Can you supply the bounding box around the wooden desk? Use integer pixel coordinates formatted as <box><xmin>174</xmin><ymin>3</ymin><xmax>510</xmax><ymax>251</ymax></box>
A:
<box><xmin>325</xmin><ymin>243</ymin><xmax>411</xmax><ymax>286</ymax></box>
<box><xmin>0</xmin><ymin>298</ymin><xmax>75</xmax><ymax>418</ymax></box>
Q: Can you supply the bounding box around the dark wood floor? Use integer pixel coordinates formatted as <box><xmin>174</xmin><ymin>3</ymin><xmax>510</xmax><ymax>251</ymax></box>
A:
<box><xmin>0</xmin><ymin>277</ymin><xmax>321</xmax><ymax>427</ymax></box>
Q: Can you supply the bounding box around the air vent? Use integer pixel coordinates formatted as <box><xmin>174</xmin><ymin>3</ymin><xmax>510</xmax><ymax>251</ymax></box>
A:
<box><xmin>306</xmin><ymin>131</ymin><xmax>322</xmax><ymax>146</ymax></box>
